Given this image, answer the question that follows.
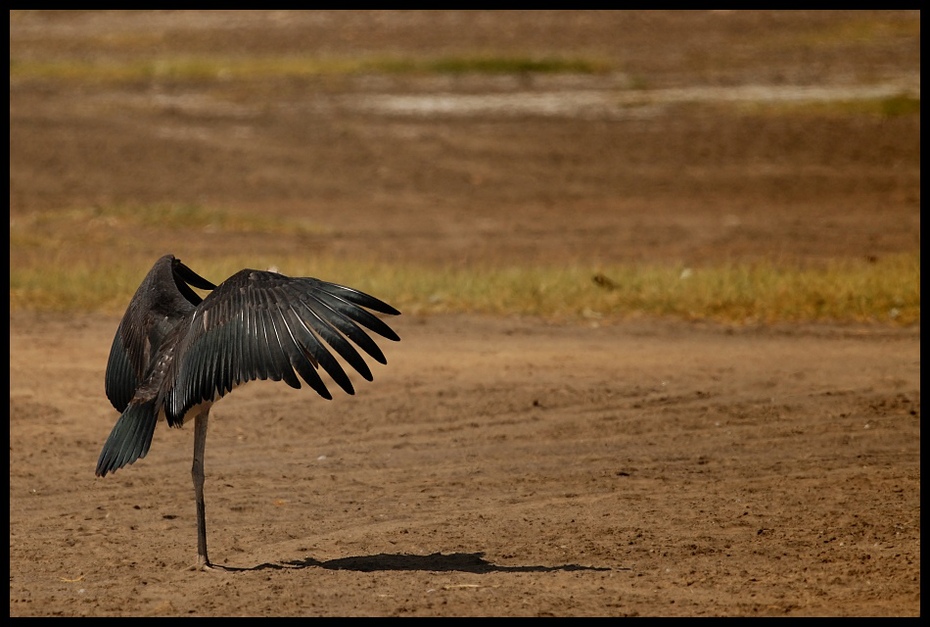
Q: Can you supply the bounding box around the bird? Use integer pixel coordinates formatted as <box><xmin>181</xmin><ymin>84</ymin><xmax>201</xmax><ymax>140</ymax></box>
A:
<box><xmin>95</xmin><ymin>254</ymin><xmax>400</xmax><ymax>570</ymax></box>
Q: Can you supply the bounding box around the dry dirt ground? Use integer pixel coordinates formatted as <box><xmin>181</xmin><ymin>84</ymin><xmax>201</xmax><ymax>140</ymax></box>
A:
<box><xmin>9</xmin><ymin>11</ymin><xmax>921</xmax><ymax>616</ymax></box>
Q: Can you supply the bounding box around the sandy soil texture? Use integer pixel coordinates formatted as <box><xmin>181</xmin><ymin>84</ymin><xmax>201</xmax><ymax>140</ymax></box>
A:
<box><xmin>9</xmin><ymin>11</ymin><xmax>920</xmax><ymax>616</ymax></box>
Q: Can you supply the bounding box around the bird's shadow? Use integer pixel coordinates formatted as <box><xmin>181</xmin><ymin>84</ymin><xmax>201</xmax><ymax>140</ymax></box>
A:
<box><xmin>216</xmin><ymin>551</ymin><xmax>617</xmax><ymax>574</ymax></box>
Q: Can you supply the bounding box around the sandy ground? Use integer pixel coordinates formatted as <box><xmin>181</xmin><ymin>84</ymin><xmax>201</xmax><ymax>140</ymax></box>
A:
<box><xmin>9</xmin><ymin>11</ymin><xmax>921</xmax><ymax>616</ymax></box>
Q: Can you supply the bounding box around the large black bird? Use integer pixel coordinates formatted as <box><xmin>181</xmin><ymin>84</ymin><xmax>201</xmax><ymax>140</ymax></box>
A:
<box><xmin>95</xmin><ymin>254</ymin><xmax>400</xmax><ymax>570</ymax></box>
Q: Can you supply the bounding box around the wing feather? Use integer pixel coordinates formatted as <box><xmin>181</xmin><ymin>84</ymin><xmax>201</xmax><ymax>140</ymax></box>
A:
<box><xmin>309</xmin><ymin>288</ymin><xmax>400</xmax><ymax>342</ymax></box>
<box><xmin>283</xmin><ymin>300</ymin><xmax>354</xmax><ymax>395</ymax></box>
<box><xmin>317</xmin><ymin>282</ymin><xmax>401</xmax><ymax>316</ymax></box>
<box><xmin>278</xmin><ymin>304</ymin><xmax>334</xmax><ymax>399</ymax></box>
<box><xmin>298</xmin><ymin>290</ymin><xmax>388</xmax><ymax>365</ymax></box>
<box><xmin>259</xmin><ymin>288</ymin><xmax>302</xmax><ymax>390</ymax></box>
<box><xmin>164</xmin><ymin>268</ymin><xmax>399</xmax><ymax>422</ymax></box>
<box><xmin>104</xmin><ymin>327</ymin><xmax>140</xmax><ymax>412</ymax></box>
<box><xmin>289</xmin><ymin>297</ymin><xmax>372</xmax><ymax>381</ymax></box>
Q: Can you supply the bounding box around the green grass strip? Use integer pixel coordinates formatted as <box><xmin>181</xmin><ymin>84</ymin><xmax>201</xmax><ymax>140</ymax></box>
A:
<box><xmin>10</xmin><ymin>253</ymin><xmax>919</xmax><ymax>326</ymax></box>
<box><xmin>10</xmin><ymin>55</ymin><xmax>612</xmax><ymax>83</ymax></box>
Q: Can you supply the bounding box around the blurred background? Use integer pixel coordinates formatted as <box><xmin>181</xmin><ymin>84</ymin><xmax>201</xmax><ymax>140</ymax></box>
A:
<box><xmin>9</xmin><ymin>10</ymin><xmax>920</xmax><ymax>323</ymax></box>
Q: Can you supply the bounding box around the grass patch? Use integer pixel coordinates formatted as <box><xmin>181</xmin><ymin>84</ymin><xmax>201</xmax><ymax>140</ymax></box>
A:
<box><xmin>9</xmin><ymin>54</ymin><xmax>613</xmax><ymax>83</ymax></box>
<box><xmin>10</xmin><ymin>204</ymin><xmax>920</xmax><ymax>325</ymax></box>
<box><xmin>878</xmin><ymin>94</ymin><xmax>922</xmax><ymax>118</ymax></box>
<box><xmin>736</xmin><ymin>93</ymin><xmax>921</xmax><ymax>119</ymax></box>
<box><xmin>9</xmin><ymin>251</ymin><xmax>920</xmax><ymax>326</ymax></box>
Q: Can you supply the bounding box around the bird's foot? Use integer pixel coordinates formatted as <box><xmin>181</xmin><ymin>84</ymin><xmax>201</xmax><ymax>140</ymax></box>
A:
<box><xmin>190</xmin><ymin>556</ymin><xmax>217</xmax><ymax>572</ymax></box>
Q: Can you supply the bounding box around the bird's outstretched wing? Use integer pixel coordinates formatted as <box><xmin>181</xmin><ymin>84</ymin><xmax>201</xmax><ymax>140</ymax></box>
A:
<box><xmin>163</xmin><ymin>269</ymin><xmax>401</xmax><ymax>426</ymax></box>
<box><xmin>105</xmin><ymin>255</ymin><xmax>216</xmax><ymax>412</ymax></box>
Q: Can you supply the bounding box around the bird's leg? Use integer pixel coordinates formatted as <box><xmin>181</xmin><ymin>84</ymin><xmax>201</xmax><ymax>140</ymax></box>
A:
<box><xmin>192</xmin><ymin>408</ymin><xmax>212</xmax><ymax>570</ymax></box>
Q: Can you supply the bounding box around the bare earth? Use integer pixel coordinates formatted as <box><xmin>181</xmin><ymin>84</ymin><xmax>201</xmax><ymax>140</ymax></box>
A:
<box><xmin>9</xmin><ymin>11</ymin><xmax>920</xmax><ymax>616</ymax></box>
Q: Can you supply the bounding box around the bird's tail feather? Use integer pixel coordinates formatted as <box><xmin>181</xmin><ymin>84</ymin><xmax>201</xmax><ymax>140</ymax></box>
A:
<box><xmin>95</xmin><ymin>400</ymin><xmax>158</xmax><ymax>477</ymax></box>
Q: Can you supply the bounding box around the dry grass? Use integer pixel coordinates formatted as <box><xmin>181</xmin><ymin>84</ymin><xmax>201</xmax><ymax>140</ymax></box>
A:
<box><xmin>9</xmin><ymin>55</ymin><xmax>612</xmax><ymax>84</ymax></box>
<box><xmin>9</xmin><ymin>240</ymin><xmax>920</xmax><ymax>327</ymax></box>
<box><xmin>10</xmin><ymin>204</ymin><xmax>920</xmax><ymax>325</ymax></box>
<box><xmin>349</xmin><ymin>254</ymin><xmax>920</xmax><ymax>326</ymax></box>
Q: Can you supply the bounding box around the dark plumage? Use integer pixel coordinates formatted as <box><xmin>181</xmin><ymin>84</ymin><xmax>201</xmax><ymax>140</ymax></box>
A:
<box><xmin>95</xmin><ymin>254</ymin><xmax>400</xmax><ymax>569</ymax></box>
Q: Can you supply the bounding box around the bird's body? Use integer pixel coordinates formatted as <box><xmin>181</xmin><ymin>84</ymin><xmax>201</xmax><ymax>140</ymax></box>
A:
<box><xmin>96</xmin><ymin>254</ymin><xmax>400</xmax><ymax>569</ymax></box>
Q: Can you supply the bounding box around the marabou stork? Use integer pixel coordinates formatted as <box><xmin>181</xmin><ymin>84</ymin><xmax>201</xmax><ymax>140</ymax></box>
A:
<box><xmin>95</xmin><ymin>254</ymin><xmax>400</xmax><ymax>570</ymax></box>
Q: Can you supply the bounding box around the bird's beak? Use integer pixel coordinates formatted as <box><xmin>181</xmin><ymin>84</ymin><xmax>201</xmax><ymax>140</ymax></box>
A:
<box><xmin>175</xmin><ymin>261</ymin><xmax>217</xmax><ymax>291</ymax></box>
